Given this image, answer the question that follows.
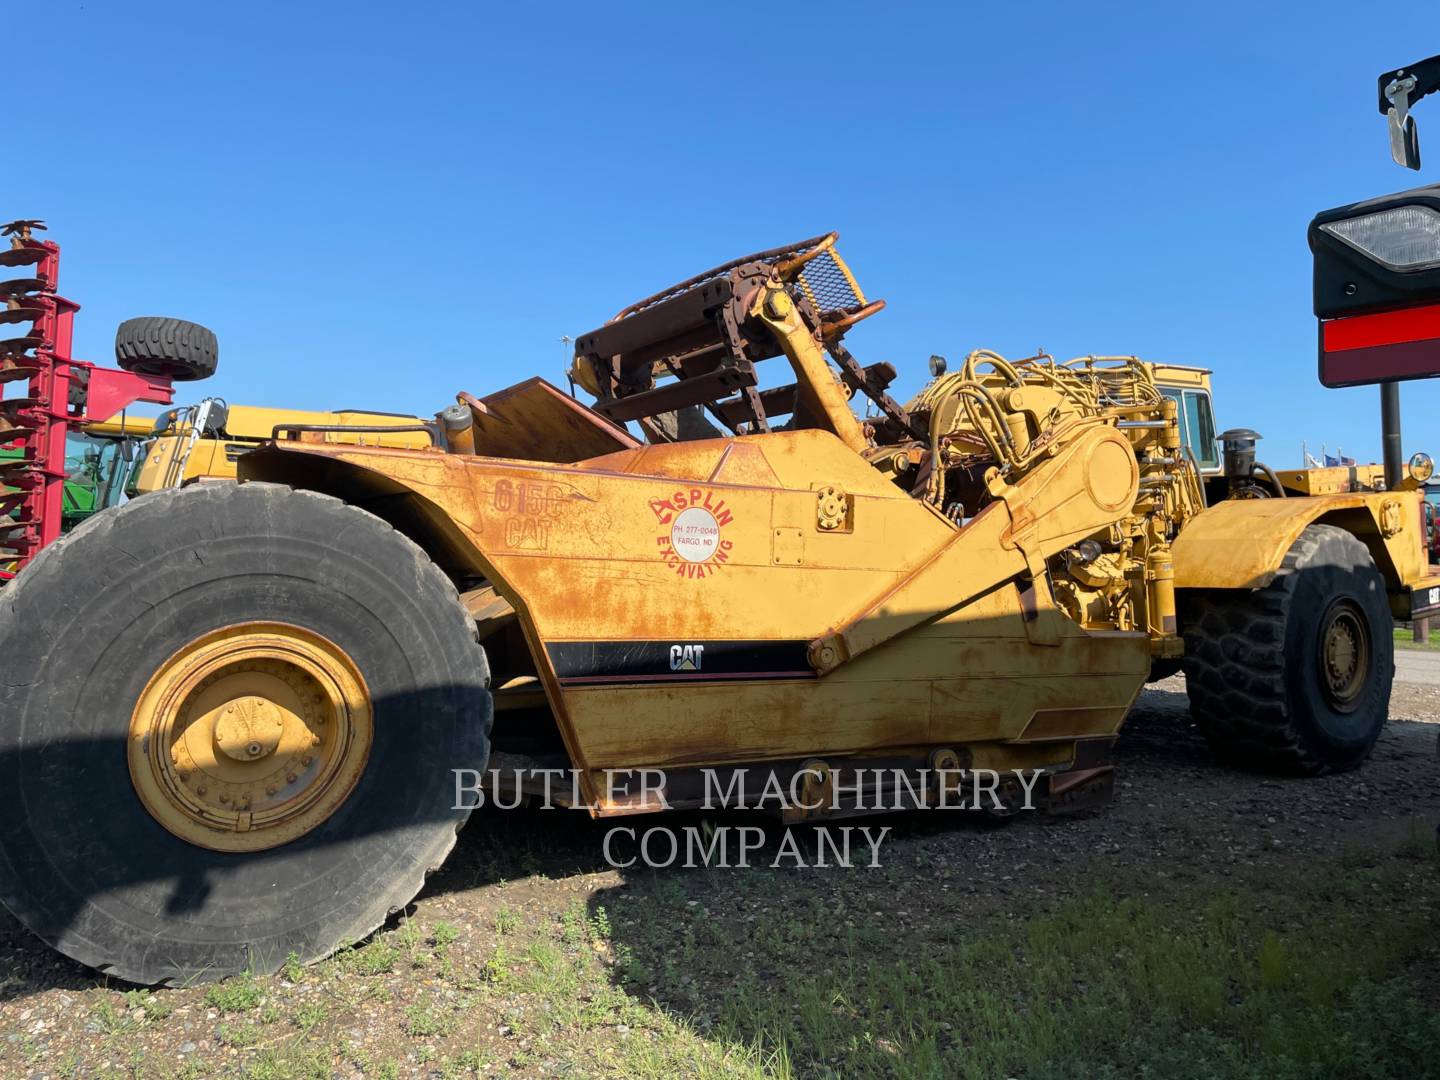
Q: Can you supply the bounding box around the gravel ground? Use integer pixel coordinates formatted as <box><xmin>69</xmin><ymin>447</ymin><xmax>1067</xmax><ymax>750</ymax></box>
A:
<box><xmin>1</xmin><ymin>673</ymin><xmax>1437</xmax><ymax>1078</ymax></box>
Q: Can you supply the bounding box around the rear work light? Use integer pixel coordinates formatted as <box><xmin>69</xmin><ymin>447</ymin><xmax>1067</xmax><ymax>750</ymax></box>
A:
<box><xmin>1319</xmin><ymin>205</ymin><xmax>1440</xmax><ymax>271</ymax></box>
<box><xmin>1311</xmin><ymin>184</ymin><xmax>1440</xmax><ymax>387</ymax></box>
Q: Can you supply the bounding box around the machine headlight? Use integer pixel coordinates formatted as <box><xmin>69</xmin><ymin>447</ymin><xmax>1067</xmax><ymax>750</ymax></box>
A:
<box><xmin>1408</xmin><ymin>451</ymin><xmax>1435</xmax><ymax>483</ymax></box>
<box><xmin>1319</xmin><ymin>205</ymin><xmax>1440</xmax><ymax>271</ymax></box>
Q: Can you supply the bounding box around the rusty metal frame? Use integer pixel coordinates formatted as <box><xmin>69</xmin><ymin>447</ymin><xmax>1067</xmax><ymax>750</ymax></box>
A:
<box><xmin>572</xmin><ymin>234</ymin><xmax>917</xmax><ymax>442</ymax></box>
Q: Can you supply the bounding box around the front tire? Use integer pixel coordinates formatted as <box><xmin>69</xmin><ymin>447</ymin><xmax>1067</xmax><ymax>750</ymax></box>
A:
<box><xmin>0</xmin><ymin>483</ymin><xmax>492</xmax><ymax>984</ymax></box>
<box><xmin>1182</xmin><ymin>524</ymin><xmax>1392</xmax><ymax>776</ymax></box>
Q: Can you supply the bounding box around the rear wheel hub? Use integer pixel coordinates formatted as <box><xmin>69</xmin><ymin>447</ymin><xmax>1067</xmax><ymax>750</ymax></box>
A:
<box><xmin>128</xmin><ymin>622</ymin><xmax>373</xmax><ymax>852</ymax></box>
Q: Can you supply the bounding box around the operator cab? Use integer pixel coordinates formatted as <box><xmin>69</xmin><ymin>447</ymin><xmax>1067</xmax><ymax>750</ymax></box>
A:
<box><xmin>1151</xmin><ymin>364</ymin><xmax>1220</xmax><ymax>475</ymax></box>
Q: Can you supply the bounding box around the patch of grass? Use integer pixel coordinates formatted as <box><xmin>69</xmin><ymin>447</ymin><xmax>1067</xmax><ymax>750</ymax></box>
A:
<box><xmin>17</xmin><ymin>806</ymin><xmax>1439</xmax><ymax>1080</ymax></box>
<box><xmin>347</xmin><ymin>939</ymin><xmax>400</xmax><ymax>976</ymax></box>
<box><xmin>403</xmin><ymin>998</ymin><xmax>457</xmax><ymax>1038</ymax></box>
<box><xmin>480</xmin><ymin>940</ymin><xmax>513</xmax><ymax>986</ymax></box>
<box><xmin>1399</xmin><ymin>817</ymin><xmax>1438</xmax><ymax>860</ymax></box>
<box><xmin>1394</xmin><ymin>624</ymin><xmax>1440</xmax><ymax>649</ymax></box>
<box><xmin>432</xmin><ymin>920</ymin><xmax>461</xmax><ymax>948</ymax></box>
<box><xmin>396</xmin><ymin>915</ymin><xmax>425</xmax><ymax>958</ymax></box>
<box><xmin>88</xmin><ymin>997</ymin><xmax>135</xmax><ymax>1036</ymax></box>
<box><xmin>216</xmin><ymin>1019</ymin><xmax>261</xmax><ymax>1047</ymax></box>
<box><xmin>292</xmin><ymin>1000</ymin><xmax>328</xmax><ymax>1032</ymax></box>
<box><xmin>494</xmin><ymin>905</ymin><xmax>521</xmax><ymax>935</ymax></box>
<box><xmin>590</xmin><ymin>904</ymin><xmax>612</xmax><ymax>943</ymax></box>
<box><xmin>120</xmin><ymin>988</ymin><xmax>172</xmax><ymax>1023</ymax></box>
<box><xmin>456</xmin><ymin>1048</ymin><xmax>492</xmax><ymax>1073</ymax></box>
<box><xmin>282</xmin><ymin>950</ymin><xmax>304</xmax><ymax>983</ymax></box>
<box><xmin>559</xmin><ymin>901</ymin><xmax>587</xmax><ymax>948</ymax></box>
<box><xmin>241</xmin><ymin>1044</ymin><xmax>333</xmax><ymax>1080</ymax></box>
<box><xmin>205</xmin><ymin>970</ymin><xmax>263</xmax><ymax>1012</ymax></box>
<box><xmin>611</xmin><ymin>855</ymin><xmax>1440</xmax><ymax>1080</ymax></box>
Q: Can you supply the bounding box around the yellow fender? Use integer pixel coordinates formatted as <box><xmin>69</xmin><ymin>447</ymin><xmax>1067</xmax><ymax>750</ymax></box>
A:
<box><xmin>1172</xmin><ymin>492</ymin><xmax>1425</xmax><ymax>593</ymax></box>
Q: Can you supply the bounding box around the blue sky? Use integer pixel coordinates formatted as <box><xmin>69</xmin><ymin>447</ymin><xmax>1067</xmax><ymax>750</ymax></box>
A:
<box><xmin>12</xmin><ymin>2</ymin><xmax>1440</xmax><ymax>465</ymax></box>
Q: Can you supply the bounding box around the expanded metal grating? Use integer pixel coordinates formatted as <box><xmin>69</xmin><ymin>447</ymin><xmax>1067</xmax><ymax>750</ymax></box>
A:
<box><xmin>791</xmin><ymin>248</ymin><xmax>865</xmax><ymax>317</ymax></box>
<box><xmin>613</xmin><ymin>234</ymin><xmax>837</xmax><ymax>320</ymax></box>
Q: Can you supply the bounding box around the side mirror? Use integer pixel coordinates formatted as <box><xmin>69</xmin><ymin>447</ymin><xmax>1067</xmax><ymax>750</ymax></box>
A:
<box><xmin>1379</xmin><ymin>57</ymin><xmax>1440</xmax><ymax>171</ymax></box>
<box><xmin>1385</xmin><ymin>75</ymin><xmax>1422</xmax><ymax>170</ymax></box>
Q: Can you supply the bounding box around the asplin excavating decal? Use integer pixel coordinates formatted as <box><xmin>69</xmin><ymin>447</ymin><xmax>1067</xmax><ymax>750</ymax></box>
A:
<box><xmin>649</xmin><ymin>487</ymin><xmax>734</xmax><ymax>578</ymax></box>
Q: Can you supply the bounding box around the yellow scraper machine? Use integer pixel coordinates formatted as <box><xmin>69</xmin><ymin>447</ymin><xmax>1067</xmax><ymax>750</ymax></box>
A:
<box><xmin>2</xmin><ymin>62</ymin><xmax>1440</xmax><ymax>985</ymax></box>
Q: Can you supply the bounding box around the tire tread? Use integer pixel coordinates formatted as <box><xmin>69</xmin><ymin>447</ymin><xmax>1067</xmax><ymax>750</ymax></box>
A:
<box><xmin>1182</xmin><ymin>524</ymin><xmax>1386</xmax><ymax>776</ymax></box>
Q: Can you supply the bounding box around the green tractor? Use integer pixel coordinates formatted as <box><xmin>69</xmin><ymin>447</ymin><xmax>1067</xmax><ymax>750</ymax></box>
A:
<box><xmin>1</xmin><ymin>416</ymin><xmax>150</xmax><ymax>573</ymax></box>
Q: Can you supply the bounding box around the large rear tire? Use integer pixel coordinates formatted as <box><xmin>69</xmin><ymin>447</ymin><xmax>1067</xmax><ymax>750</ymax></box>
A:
<box><xmin>1182</xmin><ymin>524</ymin><xmax>1392</xmax><ymax>776</ymax></box>
<box><xmin>0</xmin><ymin>483</ymin><xmax>491</xmax><ymax>984</ymax></box>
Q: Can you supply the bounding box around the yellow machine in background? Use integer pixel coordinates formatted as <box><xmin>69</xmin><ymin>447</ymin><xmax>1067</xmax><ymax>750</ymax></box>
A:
<box><xmin>1</xmin><ymin>232</ymin><xmax>1435</xmax><ymax>986</ymax></box>
<box><xmin>7</xmin><ymin>405</ymin><xmax>430</xmax><ymax>549</ymax></box>
<box><xmin>125</xmin><ymin>400</ymin><xmax>432</xmax><ymax>493</ymax></box>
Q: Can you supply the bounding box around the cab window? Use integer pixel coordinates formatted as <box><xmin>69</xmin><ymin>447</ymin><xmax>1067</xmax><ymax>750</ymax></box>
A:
<box><xmin>1160</xmin><ymin>388</ymin><xmax>1219</xmax><ymax>470</ymax></box>
<box><xmin>64</xmin><ymin>433</ymin><xmax>138</xmax><ymax>514</ymax></box>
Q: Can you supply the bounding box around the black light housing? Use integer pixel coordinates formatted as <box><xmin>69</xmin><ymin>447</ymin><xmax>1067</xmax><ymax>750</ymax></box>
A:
<box><xmin>1310</xmin><ymin>183</ymin><xmax>1440</xmax><ymax>319</ymax></box>
<box><xmin>1309</xmin><ymin>183</ymin><xmax>1440</xmax><ymax>387</ymax></box>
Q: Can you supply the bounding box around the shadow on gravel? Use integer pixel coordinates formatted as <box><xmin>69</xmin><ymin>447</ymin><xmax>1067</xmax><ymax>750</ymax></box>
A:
<box><xmin>1112</xmin><ymin>683</ymin><xmax>1213</xmax><ymax>766</ymax></box>
<box><xmin>0</xmin><ymin>683</ymin><xmax>1210</xmax><ymax>1003</ymax></box>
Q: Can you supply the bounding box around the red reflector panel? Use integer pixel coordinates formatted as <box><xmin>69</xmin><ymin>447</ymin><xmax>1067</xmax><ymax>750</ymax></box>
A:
<box><xmin>1323</xmin><ymin>303</ymin><xmax>1440</xmax><ymax>351</ymax></box>
<box><xmin>1320</xmin><ymin>303</ymin><xmax>1440</xmax><ymax>387</ymax></box>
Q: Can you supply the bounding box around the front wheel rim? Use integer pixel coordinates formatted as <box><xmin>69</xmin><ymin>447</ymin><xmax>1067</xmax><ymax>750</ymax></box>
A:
<box><xmin>1317</xmin><ymin>599</ymin><xmax>1371</xmax><ymax>713</ymax></box>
